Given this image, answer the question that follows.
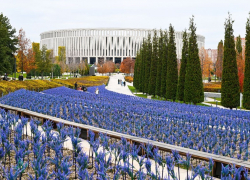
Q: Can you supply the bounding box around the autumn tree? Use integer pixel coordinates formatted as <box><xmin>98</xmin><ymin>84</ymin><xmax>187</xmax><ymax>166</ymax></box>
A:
<box><xmin>79</xmin><ymin>60</ymin><xmax>86</xmax><ymax>76</ymax></box>
<box><xmin>120</xmin><ymin>57</ymin><xmax>135</xmax><ymax>74</ymax></box>
<box><xmin>199</xmin><ymin>47</ymin><xmax>213</xmax><ymax>78</ymax></box>
<box><xmin>244</xmin><ymin>14</ymin><xmax>250</xmax><ymax>109</ymax></box>
<box><xmin>36</xmin><ymin>45</ymin><xmax>53</xmax><ymax>79</ymax></box>
<box><xmin>106</xmin><ymin>60</ymin><xmax>115</xmax><ymax>73</ymax></box>
<box><xmin>97</xmin><ymin>63</ymin><xmax>107</xmax><ymax>75</ymax></box>
<box><xmin>177</xmin><ymin>30</ymin><xmax>188</xmax><ymax>101</ymax></box>
<box><xmin>236</xmin><ymin>35</ymin><xmax>245</xmax><ymax>92</ymax></box>
<box><xmin>25</xmin><ymin>48</ymin><xmax>36</xmax><ymax>73</ymax></box>
<box><xmin>221</xmin><ymin>13</ymin><xmax>240</xmax><ymax>109</ymax></box>
<box><xmin>58</xmin><ymin>46</ymin><xmax>67</xmax><ymax>73</ymax></box>
<box><xmin>17</xmin><ymin>28</ymin><xmax>31</xmax><ymax>74</ymax></box>
<box><xmin>184</xmin><ymin>16</ymin><xmax>204</xmax><ymax>104</ymax></box>
<box><xmin>0</xmin><ymin>13</ymin><xmax>18</xmax><ymax>75</ymax></box>
<box><xmin>215</xmin><ymin>40</ymin><xmax>224</xmax><ymax>79</ymax></box>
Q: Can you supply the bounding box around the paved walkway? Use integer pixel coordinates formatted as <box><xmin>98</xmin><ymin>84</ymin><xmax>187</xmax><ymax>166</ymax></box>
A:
<box><xmin>105</xmin><ymin>74</ymin><xmax>134</xmax><ymax>96</ymax></box>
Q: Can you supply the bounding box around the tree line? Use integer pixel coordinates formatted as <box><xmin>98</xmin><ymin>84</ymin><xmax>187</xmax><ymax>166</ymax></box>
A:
<box><xmin>0</xmin><ymin>13</ymin><xmax>90</xmax><ymax>79</ymax></box>
<box><xmin>134</xmin><ymin>16</ymin><xmax>203</xmax><ymax>104</ymax></box>
<box><xmin>134</xmin><ymin>13</ymin><xmax>250</xmax><ymax>110</ymax></box>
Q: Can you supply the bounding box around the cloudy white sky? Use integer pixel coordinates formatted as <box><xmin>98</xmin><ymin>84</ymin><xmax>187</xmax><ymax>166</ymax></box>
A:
<box><xmin>1</xmin><ymin>0</ymin><xmax>250</xmax><ymax>49</ymax></box>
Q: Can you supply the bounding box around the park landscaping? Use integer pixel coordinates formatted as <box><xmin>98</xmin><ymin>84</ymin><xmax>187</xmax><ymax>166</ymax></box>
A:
<box><xmin>0</xmin><ymin>76</ymin><xmax>109</xmax><ymax>95</ymax></box>
<box><xmin>1</xmin><ymin>86</ymin><xmax>250</xmax><ymax>179</ymax></box>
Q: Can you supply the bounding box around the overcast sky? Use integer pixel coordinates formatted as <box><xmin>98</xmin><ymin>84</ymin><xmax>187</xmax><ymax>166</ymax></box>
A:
<box><xmin>1</xmin><ymin>0</ymin><xmax>250</xmax><ymax>49</ymax></box>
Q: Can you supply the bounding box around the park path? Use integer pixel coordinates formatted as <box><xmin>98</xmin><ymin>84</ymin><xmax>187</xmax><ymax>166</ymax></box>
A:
<box><xmin>105</xmin><ymin>73</ymin><xmax>134</xmax><ymax>96</ymax></box>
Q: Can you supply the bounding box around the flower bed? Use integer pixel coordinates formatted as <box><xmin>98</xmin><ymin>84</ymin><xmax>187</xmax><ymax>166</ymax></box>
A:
<box><xmin>203</xmin><ymin>82</ymin><xmax>221</xmax><ymax>92</ymax></box>
<box><xmin>0</xmin><ymin>109</ymin><xmax>248</xmax><ymax>179</ymax></box>
<box><xmin>0</xmin><ymin>76</ymin><xmax>109</xmax><ymax>95</ymax></box>
<box><xmin>1</xmin><ymin>86</ymin><xmax>250</xmax><ymax>163</ymax></box>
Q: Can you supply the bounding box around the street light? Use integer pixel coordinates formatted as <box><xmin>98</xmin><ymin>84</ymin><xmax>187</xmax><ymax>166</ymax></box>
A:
<box><xmin>214</xmin><ymin>67</ymin><xmax>216</xmax><ymax>82</ymax></box>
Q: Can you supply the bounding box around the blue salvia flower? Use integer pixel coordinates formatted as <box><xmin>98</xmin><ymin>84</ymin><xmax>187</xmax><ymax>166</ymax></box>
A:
<box><xmin>113</xmin><ymin>165</ymin><xmax>121</xmax><ymax>180</ymax></box>
<box><xmin>0</xmin><ymin>147</ymin><xmax>5</xmax><ymax>160</ymax></box>
<box><xmin>2</xmin><ymin>167</ymin><xmax>21</xmax><ymax>180</ymax></box>
<box><xmin>221</xmin><ymin>164</ymin><xmax>231</xmax><ymax>180</ymax></box>
<box><xmin>166</xmin><ymin>155</ymin><xmax>177</xmax><ymax>179</ymax></box>
<box><xmin>77</xmin><ymin>152</ymin><xmax>89</xmax><ymax>171</ymax></box>
<box><xmin>145</xmin><ymin>158</ymin><xmax>151</xmax><ymax>174</ymax></box>
<box><xmin>243</xmin><ymin>168</ymin><xmax>250</xmax><ymax>180</ymax></box>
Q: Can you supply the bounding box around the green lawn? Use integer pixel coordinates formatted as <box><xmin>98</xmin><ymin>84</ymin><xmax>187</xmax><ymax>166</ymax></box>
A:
<box><xmin>8</xmin><ymin>73</ymin><xmax>27</xmax><ymax>78</ymax></box>
<box><xmin>128</xmin><ymin>85</ymin><xmax>210</xmax><ymax>106</ymax></box>
<box><xmin>128</xmin><ymin>85</ymin><xmax>137</xmax><ymax>93</ymax></box>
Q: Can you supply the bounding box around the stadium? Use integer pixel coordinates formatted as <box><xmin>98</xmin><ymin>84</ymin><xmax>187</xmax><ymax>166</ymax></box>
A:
<box><xmin>40</xmin><ymin>28</ymin><xmax>205</xmax><ymax>64</ymax></box>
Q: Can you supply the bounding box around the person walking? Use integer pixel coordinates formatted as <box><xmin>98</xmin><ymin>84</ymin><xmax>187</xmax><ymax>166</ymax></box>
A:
<box><xmin>124</xmin><ymin>81</ymin><xmax>126</xmax><ymax>87</ymax></box>
<box><xmin>118</xmin><ymin>79</ymin><xmax>119</xmax><ymax>84</ymax></box>
<box><xmin>95</xmin><ymin>87</ymin><xmax>99</xmax><ymax>95</ymax></box>
<box><xmin>74</xmin><ymin>82</ymin><xmax>78</xmax><ymax>90</ymax></box>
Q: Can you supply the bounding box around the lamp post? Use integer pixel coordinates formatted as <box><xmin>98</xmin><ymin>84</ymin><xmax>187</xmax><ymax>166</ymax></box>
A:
<box><xmin>14</xmin><ymin>56</ymin><xmax>16</xmax><ymax>80</ymax></box>
<box><xmin>214</xmin><ymin>67</ymin><xmax>216</xmax><ymax>82</ymax></box>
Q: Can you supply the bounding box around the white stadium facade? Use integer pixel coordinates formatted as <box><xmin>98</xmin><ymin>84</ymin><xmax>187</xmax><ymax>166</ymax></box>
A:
<box><xmin>40</xmin><ymin>28</ymin><xmax>205</xmax><ymax>64</ymax></box>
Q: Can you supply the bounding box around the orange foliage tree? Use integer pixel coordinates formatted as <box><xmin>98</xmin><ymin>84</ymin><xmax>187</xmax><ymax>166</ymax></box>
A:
<box><xmin>120</xmin><ymin>57</ymin><xmax>135</xmax><ymax>74</ymax></box>
<box><xmin>199</xmin><ymin>47</ymin><xmax>212</xmax><ymax>78</ymax></box>
<box><xmin>97</xmin><ymin>60</ymin><xmax>115</xmax><ymax>74</ymax></box>
<box><xmin>17</xmin><ymin>28</ymin><xmax>31</xmax><ymax>73</ymax></box>
<box><xmin>25</xmin><ymin>48</ymin><xmax>36</xmax><ymax>73</ymax></box>
<box><xmin>237</xmin><ymin>47</ymin><xmax>245</xmax><ymax>92</ymax></box>
<box><xmin>215</xmin><ymin>40</ymin><xmax>224</xmax><ymax>79</ymax></box>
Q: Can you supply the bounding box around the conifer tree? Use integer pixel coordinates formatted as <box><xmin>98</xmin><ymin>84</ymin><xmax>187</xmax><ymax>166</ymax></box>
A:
<box><xmin>148</xmin><ymin>30</ymin><xmax>158</xmax><ymax>96</ymax></box>
<box><xmin>155</xmin><ymin>30</ymin><xmax>164</xmax><ymax>96</ymax></box>
<box><xmin>221</xmin><ymin>13</ymin><xmax>240</xmax><ymax>109</ymax></box>
<box><xmin>139</xmin><ymin>40</ymin><xmax>146</xmax><ymax>92</ymax></box>
<box><xmin>144</xmin><ymin>33</ymin><xmax>152</xmax><ymax>94</ymax></box>
<box><xmin>184</xmin><ymin>16</ymin><xmax>204</xmax><ymax>104</ymax></box>
<box><xmin>160</xmin><ymin>31</ymin><xmax>168</xmax><ymax>98</ymax></box>
<box><xmin>134</xmin><ymin>48</ymin><xmax>141</xmax><ymax>90</ymax></box>
<box><xmin>177</xmin><ymin>30</ymin><xmax>188</xmax><ymax>101</ymax></box>
<box><xmin>236</xmin><ymin>35</ymin><xmax>242</xmax><ymax>54</ymax></box>
<box><xmin>166</xmin><ymin>24</ymin><xmax>178</xmax><ymax>101</ymax></box>
<box><xmin>243</xmin><ymin>14</ymin><xmax>250</xmax><ymax>109</ymax></box>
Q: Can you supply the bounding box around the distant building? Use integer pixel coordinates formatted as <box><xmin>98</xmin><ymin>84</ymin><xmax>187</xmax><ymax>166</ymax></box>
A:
<box><xmin>234</xmin><ymin>37</ymin><xmax>245</xmax><ymax>48</ymax></box>
<box><xmin>205</xmin><ymin>48</ymin><xmax>217</xmax><ymax>63</ymax></box>
<box><xmin>40</xmin><ymin>28</ymin><xmax>205</xmax><ymax>64</ymax></box>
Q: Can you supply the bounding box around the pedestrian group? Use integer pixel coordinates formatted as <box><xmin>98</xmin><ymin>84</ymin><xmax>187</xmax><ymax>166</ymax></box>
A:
<box><xmin>118</xmin><ymin>79</ymin><xmax>126</xmax><ymax>87</ymax></box>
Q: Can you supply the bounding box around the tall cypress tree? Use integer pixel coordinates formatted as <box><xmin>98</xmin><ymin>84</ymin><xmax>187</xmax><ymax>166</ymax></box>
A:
<box><xmin>236</xmin><ymin>35</ymin><xmax>242</xmax><ymax>54</ymax></box>
<box><xmin>243</xmin><ymin>14</ymin><xmax>250</xmax><ymax>109</ymax></box>
<box><xmin>166</xmin><ymin>24</ymin><xmax>178</xmax><ymax>101</ymax></box>
<box><xmin>184</xmin><ymin>16</ymin><xmax>204</xmax><ymax>104</ymax></box>
<box><xmin>144</xmin><ymin>33</ymin><xmax>152</xmax><ymax>94</ymax></box>
<box><xmin>221</xmin><ymin>13</ymin><xmax>240</xmax><ymax>109</ymax></box>
<box><xmin>161</xmin><ymin>31</ymin><xmax>168</xmax><ymax>98</ymax></box>
<box><xmin>139</xmin><ymin>40</ymin><xmax>146</xmax><ymax>92</ymax></box>
<box><xmin>177</xmin><ymin>30</ymin><xmax>188</xmax><ymax>101</ymax></box>
<box><xmin>133</xmin><ymin>49</ymin><xmax>140</xmax><ymax>89</ymax></box>
<box><xmin>148</xmin><ymin>30</ymin><xmax>158</xmax><ymax>96</ymax></box>
<box><xmin>155</xmin><ymin>30</ymin><xmax>163</xmax><ymax>96</ymax></box>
